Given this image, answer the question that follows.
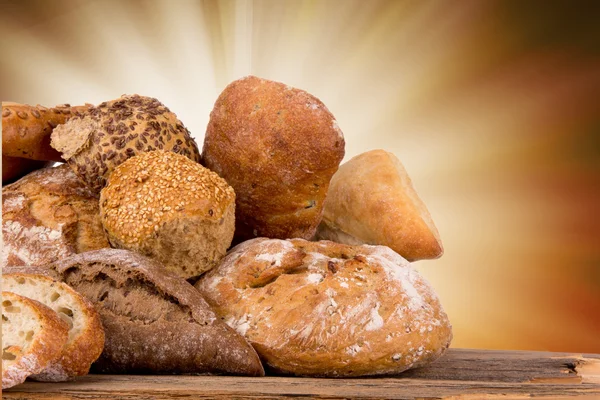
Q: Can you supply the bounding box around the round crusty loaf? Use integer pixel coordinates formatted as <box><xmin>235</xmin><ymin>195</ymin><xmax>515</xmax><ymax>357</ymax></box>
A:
<box><xmin>100</xmin><ymin>151</ymin><xmax>236</xmax><ymax>279</ymax></box>
<box><xmin>202</xmin><ymin>76</ymin><xmax>345</xmax><ymax>242</ymax></box>
<box><xmin>50</xmin><ymin>94</ymin><xmax>201</xmax><ymax>193</ymax></box>
<box><xmin>2</xmin><ymin>155</ymin><xmax>54</xmax><ymax>185</ymax></box>
<box><xmin>3</xmin><ymin>273</ymin><xmax>105</xmax><ymax>382</ymax></box>
<box><xmin>44</xmin><ymin>249</ymin><xmax>264</xmax><ymax>376</ymax></box>
<box><xmin>2</xmin><ymin>164</ymin><xmax>110</xmax><ymax>268</ymax></box>
<box><xmin>2</xmin><ymin>291</ymin><xmax>69</xmax><ymax>389</ymax></box>
<box><xmin>2</xmin><ymin>102</ymin><xmax>90</xmax><ymax>162</ymax></box>
<box><xmin>196</xmin><ymin>238</ymin><xmax>452</xmax><ymax>377</ymax></box>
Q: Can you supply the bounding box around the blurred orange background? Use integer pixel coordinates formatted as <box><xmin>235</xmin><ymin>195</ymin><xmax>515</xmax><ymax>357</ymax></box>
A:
<box><xmin>1</xmin><ymin>0</ymin><xmax>599</xmax><ymax>353</ymax></box>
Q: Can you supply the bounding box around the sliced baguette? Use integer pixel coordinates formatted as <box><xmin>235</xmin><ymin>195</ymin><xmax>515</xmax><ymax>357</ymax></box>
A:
<box><xmin>3</xmin><ymin>273</ymin><xmax>105</xmax><ymax>382</ymax></box>
<box><xmin>2</xmin><ymin>291</ymin><xmax>69</xmax><ymax>389</ymax></box>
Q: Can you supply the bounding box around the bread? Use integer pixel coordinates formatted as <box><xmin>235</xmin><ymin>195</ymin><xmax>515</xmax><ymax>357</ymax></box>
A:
<box><xmin>196</xmin><ymin>238</ymin><xmax>452</xmax><ymax>377</ymax></box>
<box><xmin>2</xmin><ymin>291</ymin><xmax>69</xmax><ymax>389</ymax></box>
<box><xmin>3</xmin><ymin>273</ymin><xmax>105</xmax><ymax>382</ymax></box>
<box><xmin>202</xmin><ymin>76</ymin><xmax>345</xmax><ymax>242</ymax></box>
<box><xmin>2</xmin><ymin>155</ymin><xmax>53</xmax><ymax>185</ymax></box>
<box><xmin>2</xmin><ymin>102</ymin><xmax>90</xmax><ymax>162</ymax></box>
<box><xmin>99</xmin><ymin>151</ymin><xmax>236</xmax><ymax>279</ymax></box>
<box><xmin>316</xmin><ymin>149</ymin><xmax>443</xmax><ymax>261</ymax></box>
<box><xmin>50</xmin><ymin>94</ymin><xmax>201</xmax><ymax>193</ymax></box>
<box><xmin>44</xmin><ymin>249</ymin><xmax>264</xmax><ymax>376</ymax></box>
<box><xmin>2</xmin><ymin>164</ymin><xmax>109</xmax><ymax>268</ymax></box>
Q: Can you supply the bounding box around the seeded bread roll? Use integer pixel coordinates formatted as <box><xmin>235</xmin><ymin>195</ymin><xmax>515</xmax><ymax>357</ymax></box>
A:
<box><xmin>316</xmin><ymin>150</ymin><xmax>443</xmax><ymax>261</ymax></box>
<box><xmin>202</xmin><ymin>76</ymin><xmax>345</xmax><ymax>242</ymax></box>
<box><xmin>2</xmin><ymin>164</ymin><xmax>109</xmax><ymax>268</ymax></box>
<box><xmin>50</xmin><ymin>94</ymin><xmax>201</xmax><ymax>193</ymax></box>
<box><xmin>2</xmin><ymin>102</ymin><xmax>90</xmax><ymax>162</ymax></box>
<box><xmin>196</xmin><ymin>238</ymin><xmax>452</xmax><ymax>377</ymax></box>
<box><xmin>2</xmin><ymin>292</ymin><xmax>69</xmax><ymax>389</ymax></box>
<box><xmin>44</xmin><ymin>249</ymin><xmax>264</xmax><ymax>376</ymax></box>
<box><xmin>3</xmin><ymin>273</ymin><xmax>105</xmax><ymax>382</ymax></box>
<box><xmin>2</xmin><ymin>155</ymin><xmax>53</xmax><ymax>185</ymax></box>
<box><xmin>100</xmin><ymin>151</ymin><xmax>236</xmax><ymax>279</ymax></box>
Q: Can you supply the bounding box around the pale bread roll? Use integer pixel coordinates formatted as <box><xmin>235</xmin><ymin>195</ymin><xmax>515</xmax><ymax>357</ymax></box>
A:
<box><xmin>316</xmin><ymin>149</ymin><xmax>443</xmax><ymax>261</ymax></box>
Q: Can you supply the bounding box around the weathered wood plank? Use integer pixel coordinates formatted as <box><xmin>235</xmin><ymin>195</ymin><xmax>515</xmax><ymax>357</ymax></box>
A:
<box><xmin>4</xmin><ymin>349</ymin><xmax>600</xmax><ymax>399</ymax></box>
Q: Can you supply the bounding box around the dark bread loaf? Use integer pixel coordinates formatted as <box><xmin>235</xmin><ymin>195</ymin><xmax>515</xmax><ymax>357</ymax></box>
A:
<box><xmin>2</xmin><ymin>164</ymin><xmax>109</xmax><ymax>268</ymax></box>
<box><xmin>44</xmin><ymin>249</ymin><xmax>264</xmax><ymax>376</ymax></box>
<box><xmin>202</xmin><ymin>76</ymin><xmax>345</xmax><ymax>242</ymax></box>
<box><xmin>196</xmin><ymin>238</ymin><xmax>452</xmax><ymax>377</ymax></box>
<box><xmin>50</xmin><ymin>95</ymin><xmax>201</xmax><ymax>193</ymax></box>
<box><xmin>2</xmin><ymin>102</ymin><xmax>90</xmax><ymax>162</ymax></box>
<box><xmin>2</xmin><ymin>155</ymin><xmax>53</xmax><ymax>185</ymax></box>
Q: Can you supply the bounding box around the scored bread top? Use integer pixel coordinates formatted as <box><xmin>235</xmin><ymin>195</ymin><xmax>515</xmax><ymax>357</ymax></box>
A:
<box><xmin>2</xmin><ymin>291</ymin><xmax>69</xmax><ymax>389</ymax></box>
<box><xmin>3</xmin><ymin>273</ymin><xmax>105</xmax><ymax>381</ymax></box>
<box><xmin>50</xmin><ymin>94</ymin><xmax>201</xmax><ymax>192</ymax></box>
<box><xmin>2</xmin><ymin>164</ymin><xmax>109</xmax><ymax>268</ymax></box>
<box><xmin>196</xmin><ymin>238</ymin><xmax>452</xmax><ymax>377</ymax></box>
<box><xmin>100</xmin><ymin>150</ymin><xmax>235</xmax><ymax>247</ymax></box>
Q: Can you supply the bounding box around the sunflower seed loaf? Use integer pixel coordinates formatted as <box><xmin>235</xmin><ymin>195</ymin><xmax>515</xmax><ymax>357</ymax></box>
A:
<box><xmin>50</xmin><ymin>95</ymin><xmax>201</xmax><ymax>193</ymax></box>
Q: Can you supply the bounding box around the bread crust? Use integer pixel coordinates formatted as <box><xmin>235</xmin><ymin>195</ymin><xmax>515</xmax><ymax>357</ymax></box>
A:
<box><xmin>50</xmin><ymin>95</ymin><xmax>201</xmax><ymax>193</ymax></box>
<box><xmin>2</xmin><ymin>291</ymin><xmax>69</xmax><ymax>389</ymax></box>
<box><xmin>3</xmin><ymin>273</ymin><xmax>105</xmax><ymax>382</ymax></box>
<box><xmin>196</xmin><ymin>238</ymin><xmax>452</xmax><ymax>377</ymax></box>
<box><xmin>2</xmin><ymin>102</ymin><xmax>90</xmax><ymax>162</ymax></box>
<box><xmin>2</xmin><ymin>164</ymin><xmax>109</xmax><ymax>268</ymax></box>
<box><xmin>2</xmin><ymin>155</ymin><xmax>53</xmax><ymax>185</ymax></box>
<box><xmin>317</xmin><ymin>149</ymin><xmax>443</xmax><ymax>261</ymax></box>
<box><xmin>202</xmin><ymin>76</ymin><xmax>345</xmax><ymax>241</ymax></box>
<box><xmin>100</xmin><ymin>151</ymin><xmax>235</xmax><ymax>279</ymax></box>
<box><xmin>45</xmin><ymin>249</ymin><xmax>264</xmax><ymax>376</ymax></box>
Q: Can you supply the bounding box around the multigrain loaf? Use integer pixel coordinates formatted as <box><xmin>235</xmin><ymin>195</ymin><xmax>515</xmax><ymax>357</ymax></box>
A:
<box><xmin>50</xmin><ymin>94</ymin><xmax>201</xmax><ymax>193</ymax></box>
<box><xmin>196</xmin><ymin>238</ymin><xmax>452</xmax><ymax>377</ymax></box>
<box><xmin>2</xmin><ymin>155</ymin><xmax>53</xmax><ymax>185</ymax></box>
<box><xmin>2</xmin><ymin>102</ymin><xmax>90</xmax><ymax>162</ymax></box>
<box><xmin>100</xmin><ymin>151</ymin><xmax>236</xmax><ymax>279</ymax></box>
<box><xmin>202</xmin><ymin>76</ymin><xmax>345</xmax><ymax>242</ymax></box>
<box><xmin>316</xmin><ymin>149</ymin><xmax>443</xmax><ymax>261</ymax></box>
<box><xmin>2</xmin><ymin>291</ymin><xmax>69</xmax><ymax>389</ymax></box>
<box><xmin>2</xmin><ymin>164</ymin><xmax>109</xmax><ymax>268</ymax></box>
<box><xmin>3</xmin><ymin>273</ymin><xmax>105</xmax><ymax>382</ymax></box>
<box><xmin>44</xmin><ymin>249</ymin><xmax>264</xmax><ymax>376</ymax></box>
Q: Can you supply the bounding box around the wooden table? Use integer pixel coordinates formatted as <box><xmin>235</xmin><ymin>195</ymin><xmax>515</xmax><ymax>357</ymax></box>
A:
<box><xmin>4</xmin><ymin>349</ymin><xmax>600</xmax><ymax>399</ymax></box>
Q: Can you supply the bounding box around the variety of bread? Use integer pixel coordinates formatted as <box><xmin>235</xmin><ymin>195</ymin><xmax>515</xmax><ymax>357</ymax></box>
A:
<box><xmin>316</xmin><ymin>149</ymin><xmax>444</xmax><ymax>261</ymax></box>
<box><xmin>202</xmin><ymin>76</ymin><xmax>345</xmax><ymax>242</ymax></box>
<box><xmin>2</xmin><ymin>78</ymin><xmax>450</xmax><ymax>387</ymax></box>
<box><xmin>2</xmin><ymin>164</ymin><xmax>110</xmax><ymax>268</ymax></box>
<box><xmin>50</xmin><ymin>94</ymin><xmax>201</xmax><ymax>193</ymax></box>
<box><xmin>195</xmin><ymin>238</ymin><xmax>452</xmax><ymax>376</ymax></box>
<box><xmin>99</xmin><ymin>151</ymin><xmax>236</xmax><ymax>279</ymax></box>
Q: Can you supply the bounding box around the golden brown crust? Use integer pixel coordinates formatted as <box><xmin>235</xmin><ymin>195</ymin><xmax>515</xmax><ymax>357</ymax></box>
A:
<box><xmin>196</xmin><ymin>238</ymin><xmax>452</xmax><ymax>377</ymax></box>
<box><xmin>50</xmin><ymin>94</ymin><xmax>201</xmax><ymax>193</ymax></box>
<box><xmin>2</xmin><ymin>155</ymin><xmax>53</xmax><ymax>185</ymax></box>
<box><xmin>317</xmin><ymin>149</ymin><xmax>443</xmax><ymax>261</ymax></box>
<box><xmin>2</xmin><ymin>102</ymin><xmax>90</xmax><ymax>162</ymax></box>
<box><xmin>100</xmin><ymin>151</ymin><xmax>236</xmax><ymax>278</ymax></box>
<box><xmin>3</xmin><ymin>273</ymin><xmax>105</xmax><ymax>381</ymax></box>
<box><xmin>202</xmin><ymin>76</ymin><xmax>345</xmax><ymax>242</ymax></box>
<box><xmin>2</xmin><ymin>291</ymin><xmax>69</xmax><ymax>389</ymax></box>
<box><xmin>2</xmin><ymin>164</ymin><xmax>109</xmax><ymax>268</ymax></box>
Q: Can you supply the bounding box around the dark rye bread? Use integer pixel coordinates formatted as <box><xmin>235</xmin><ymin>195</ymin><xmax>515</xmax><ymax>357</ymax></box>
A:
<box><xmin>44</xmin><ymin>249</ymin><xmax>264</xmax><ymax>376</ymax></box>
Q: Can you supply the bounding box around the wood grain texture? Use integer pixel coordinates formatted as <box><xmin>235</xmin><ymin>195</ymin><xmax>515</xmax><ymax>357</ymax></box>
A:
<box><xmin>4</xmin><ymin>349</ymin><xmax>600</xmax><ymax>399</ymax></box>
